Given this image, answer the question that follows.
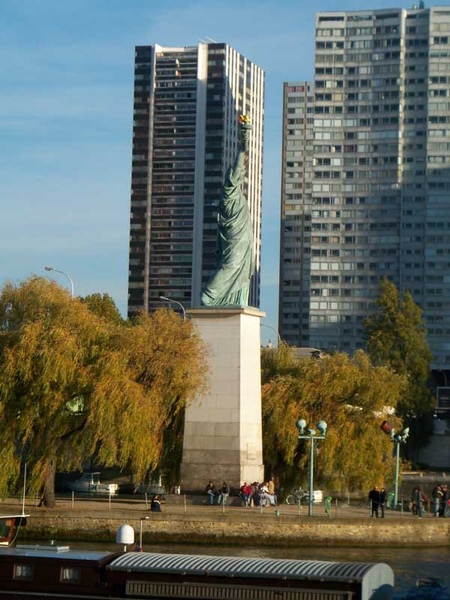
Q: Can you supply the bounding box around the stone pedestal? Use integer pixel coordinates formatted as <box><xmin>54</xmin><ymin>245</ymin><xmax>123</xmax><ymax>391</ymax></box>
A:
<box><xmin>180</xmin><ymin>307</ymin><xmax>264</xmax><ymax>493</ymax></box>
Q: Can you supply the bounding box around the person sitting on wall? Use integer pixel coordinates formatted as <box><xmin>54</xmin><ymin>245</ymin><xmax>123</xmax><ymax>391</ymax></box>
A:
<box><xmin>217</xmin><ymin>482</ymin><xmax>230</xmax><ymax>505</ymax></box>
<box><xmin>205</xmin><ymin>481</ymin><xmax>216</xmax><ymax>505</ymax></box>
<box><xmin>150</xmin><ymin>495</ymin><xmax>162</xmax><ymax>512</ymax></box>
<box><xmin>244</xmin><ymin>482</ymin><xmax>253</xmax><ymax>506</ymax></box>
<box><xmin>252</xmin><ymin>483</ymin><xmax>262</xmax><ymax>507</ymax></box>
<box><xmin>260</xmin><ymin>481</ymin><xmax>277</xmax><ymax>506</ymax></box>
<box><xmin>239</xmin><ymin>482</ymin><xmax>249</xmax><ymax>507</ymax></box>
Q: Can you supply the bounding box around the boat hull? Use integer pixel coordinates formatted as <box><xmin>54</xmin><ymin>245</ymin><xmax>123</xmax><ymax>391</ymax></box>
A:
<box><xmin>0</xmin><ymin>546</ymin><xmax>395</xmax><ymax>599</ymax></box>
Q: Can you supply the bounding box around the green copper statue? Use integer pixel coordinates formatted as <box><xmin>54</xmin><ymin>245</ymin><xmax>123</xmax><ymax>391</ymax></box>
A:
<box><xmin>201</xmin><ymin>115</ymin><xmax>255</xmax><ymax>307</ymax></box>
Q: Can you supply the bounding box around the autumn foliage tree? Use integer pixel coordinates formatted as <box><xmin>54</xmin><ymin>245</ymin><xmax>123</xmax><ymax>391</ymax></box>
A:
<box><xmin>261</xmin><ymin>346</ymin><xmax>407</xmax><ymax>495</ymax></box>
<box><xmin>80</xmin><ymin>292</ymin><xmax>124</xmax><ymax>324</ymax></box>
<box><xmin>364</xmin><ymin>278</ymin><xmax>433</xmax><ymax>419</ymax></box>
<box><xmin>0</xmin><ymin>277</ymin><xmax>208</xmax><ymax>507</ymax></box>
<box><xmin>364</xmin><ymin>279</ymin><xmax>434</xmax><ymax>455</ymax></box>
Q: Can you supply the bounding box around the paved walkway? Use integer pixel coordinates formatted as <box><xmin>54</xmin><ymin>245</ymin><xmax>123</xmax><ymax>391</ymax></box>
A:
<box><xmin>1</xmin><ymin>494</ymin><xmax>440</xmax><ymax>521</ymax></box>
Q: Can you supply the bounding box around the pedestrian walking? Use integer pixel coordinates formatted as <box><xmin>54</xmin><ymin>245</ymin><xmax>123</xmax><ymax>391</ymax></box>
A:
<box><xmin>411</xmin><ymin>486</ymin><xmax>424</xmax><ymax>517</ymax></box>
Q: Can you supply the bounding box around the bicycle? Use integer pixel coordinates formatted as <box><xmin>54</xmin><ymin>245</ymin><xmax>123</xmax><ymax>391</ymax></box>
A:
<box><xmin>285</xmin><ymin>489</ymin><xmax>308</xmax><ymax>505</ymax></box>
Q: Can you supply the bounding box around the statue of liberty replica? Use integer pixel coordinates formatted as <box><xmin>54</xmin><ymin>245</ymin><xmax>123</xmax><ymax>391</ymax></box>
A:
<box><xmin>201</xmin><ymin>115</ymin><xmax>255</xmax><ymax>307</ymax></box>
<box><xmin>181</xmin><ymin>115</ymin><xmax>264</xmax><ymax>492</ymax></box>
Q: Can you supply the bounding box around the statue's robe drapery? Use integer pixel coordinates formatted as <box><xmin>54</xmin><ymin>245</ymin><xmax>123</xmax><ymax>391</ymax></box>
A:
<box><xmin>201</xmin><ymin>124</ymin><xmax>255</xmax><ymax>307</ymax></box>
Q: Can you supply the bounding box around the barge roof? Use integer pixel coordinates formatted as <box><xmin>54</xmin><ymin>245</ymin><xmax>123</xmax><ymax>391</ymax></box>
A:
<box><xmin>107</xmin><ymin>551</ymin><xmax>393</xmax><ymax>582</ymax></box>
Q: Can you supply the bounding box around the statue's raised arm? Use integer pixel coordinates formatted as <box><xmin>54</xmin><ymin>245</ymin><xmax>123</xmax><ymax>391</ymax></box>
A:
<box><xmin>201</xmin><ymin>115</ymin><xmax>255</xmax><ymax>307</ymax></box>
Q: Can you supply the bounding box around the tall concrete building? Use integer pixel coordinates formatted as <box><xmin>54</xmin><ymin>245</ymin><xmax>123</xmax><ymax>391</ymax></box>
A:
<box><xmin>279</xmin><ymin>6</ymin><xmax>450</xmax><ymax>371</ymax></box>
<box><xmin>127</xmin><ymin>43</ymin><xmax>264</xmax><ymax>316</ymax></box>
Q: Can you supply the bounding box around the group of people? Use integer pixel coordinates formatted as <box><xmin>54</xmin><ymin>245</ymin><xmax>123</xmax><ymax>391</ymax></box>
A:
<box><xmin>239</xmin><ymin>479</ymin><xmax>278</xmax><ymax>507</ymax></box>
<box><xmin>368</xmin><ymin>486</ymin><xmax>387</xmax><ymax>518</ymax></box>
<box><xmin>204</xmin><ymin>479</ymin><xmax>279</xmax><ymax>507</ymax></box>
<box><xmin>431</xmin><ymin>483</ymin><xmax>450</xmax><ymax>518</ymax></box>
<box><xmin>205</xmin><ymin>481</ymin><xmax>230</xmax><ymax>505</ymax></box>
<box><xmin>410</xmin><ymin>486</ymin><xmax>426</xmax><ymax>517</ymax></box>
<box><xmin>409</xmin><ymin>484</ymin><xmax>450</xmax><ymax>517</ymax></box>
<box><xmin>369</xmin><ymin>483</ymin><xmax>450</xmax><ymax>518</ymax></box>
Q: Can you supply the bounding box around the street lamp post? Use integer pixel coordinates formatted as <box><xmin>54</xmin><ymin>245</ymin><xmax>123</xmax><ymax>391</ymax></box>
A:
<box><xmin>159</xmin><ymin>296</ymin><xmax>186</xmax><ymax>320</ymax></box>
<box><xmin>44</xmin><ymin>266</ymin><xmax>74</xmax><ymax>298</ymax></box>
<box><xmin>260</xmin><ymin>323</ymin><xmax>282</xmax><ymax>346</ymax></box>
<box><xmin>380</xmin><ymin>421</ymin><xmax>409</xmax><ymax>509</ymax></box>
<box><xmin>138</xmin><ymin>516</ymin><xmax>149</xmax><ymax>551</ymax></box>
<box><xmin>296</xmin><ymin>419</ymin><xmax>327</xmax><ymax>517</ymax></box>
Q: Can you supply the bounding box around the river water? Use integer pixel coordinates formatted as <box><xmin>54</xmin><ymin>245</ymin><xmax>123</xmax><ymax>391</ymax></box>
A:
<box><xmin>65</xmin><ymin>540</ymin><xmax>450</xmax><ymax>598</ymax></box>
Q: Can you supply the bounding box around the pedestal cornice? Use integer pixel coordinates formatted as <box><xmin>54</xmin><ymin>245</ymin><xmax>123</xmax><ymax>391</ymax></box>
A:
<box><xmin>187</xmin><ymin>306</ymin><xmax>266</xmax><ymax>319</ymax></box>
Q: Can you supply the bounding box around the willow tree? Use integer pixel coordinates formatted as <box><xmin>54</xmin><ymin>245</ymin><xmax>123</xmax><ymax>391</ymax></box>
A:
<box><xmin>0</xmin><ymin>277</ymin><xmax>207</xmax><ymax>506</ymax></box>
<box><xmin>261</xmin><ymin>347</ymin><xmax>407</xmax><ymax>495</ymax></box>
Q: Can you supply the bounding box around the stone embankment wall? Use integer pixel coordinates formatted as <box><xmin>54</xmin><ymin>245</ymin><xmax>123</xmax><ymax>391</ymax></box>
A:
<box><xmin>17</xmin><ymin>513</ymin><xmax>450</xmax><ymax>548</ymax></box>
<box><xmin>5</xmin><ymin>490</ymin><xmax>449</xmax><ymax>548</ymax></box>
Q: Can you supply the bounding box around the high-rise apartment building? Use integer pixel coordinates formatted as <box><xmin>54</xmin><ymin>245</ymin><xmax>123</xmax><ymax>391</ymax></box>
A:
<box><xmin>279</xmin><ymin>6</ymin><xmax>450</xmax><ymax>370</ymax></box>
<box><xmin>127</xmin><ymin>43</ymin><xmax>264</xmax><ymax>316</ymax></box>
<box><xmin>279</xmin><ymin>82</ymin><xmax>315</xmax><ymax>348</ymax></box>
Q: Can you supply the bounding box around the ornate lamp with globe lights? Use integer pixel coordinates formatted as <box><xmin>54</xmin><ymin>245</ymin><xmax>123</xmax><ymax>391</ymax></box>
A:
<box><xmin>296</xmin><ymin>419</ymin><xmax>327</xmax><ymax>517</ymax></box>
<box><xmin>380</xmin><ymin>420</ymin><xmax>409</xmax><ymax>509</ymax></box>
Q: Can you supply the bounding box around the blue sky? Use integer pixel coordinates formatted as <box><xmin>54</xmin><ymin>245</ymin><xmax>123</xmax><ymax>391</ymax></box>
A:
<box><xmin>1</xmin><ymin>0</ymin><xmax>448</xmax><ymax>344</ymax></box>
